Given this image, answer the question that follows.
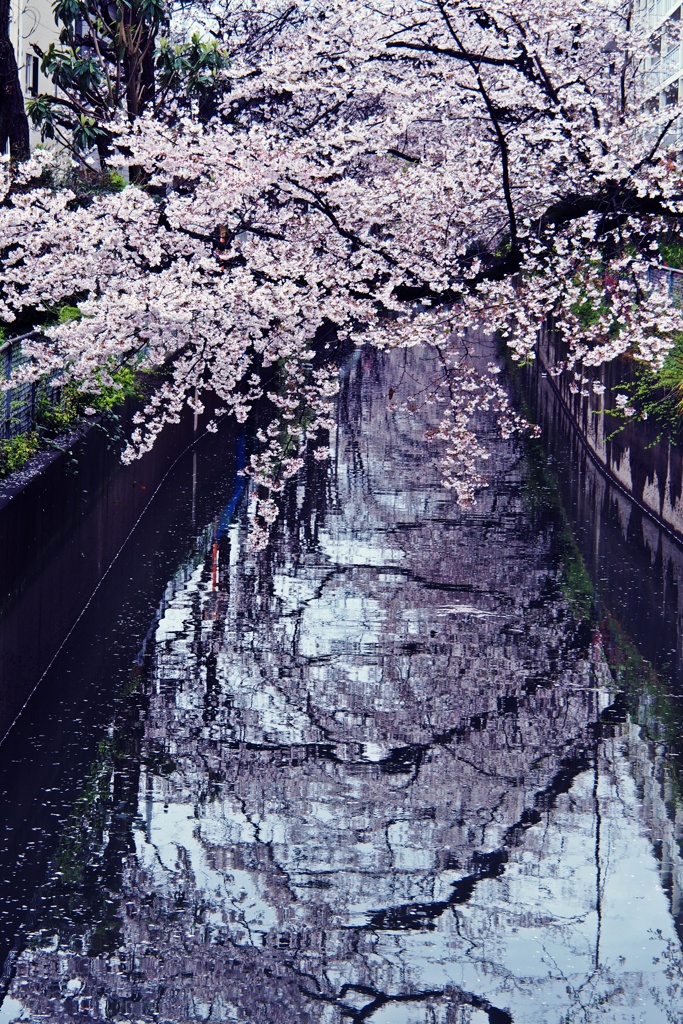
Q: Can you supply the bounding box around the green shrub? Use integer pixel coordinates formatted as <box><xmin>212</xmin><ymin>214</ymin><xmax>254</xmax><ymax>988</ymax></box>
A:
<box><xmin>36</xmin><ymin>362</ymin><xmax>143</xmax><ymax>438</ymax></box>
<box><xmin>610</xmin><ymin>332</ymin><xmax>683</xmax><ymax>442</ymax></box>
<box><xmin>57</xmin><ymin>305</ymin><xmax>82</xmax><ymax>324</ymax></box>
<box><xmin>35</xmin><ymin>382</ymin><xmax>81</xmax><ymax>434</ymax></box>
<box><xmin>0</xmin><ymin>432</ymin><xmax>40</xmax><ymax>477</ymax></box>
<box><xmin>571</xmin><ymin>296</ymin><xmax>607</xmax><ymax>328</ymax></box>
<box><xmin>9</xmin><ymin>357</ymin><xmax>143</xmax><ymax>476</ymax></box>
<box><xmin>659</xmin><ymin>237</ymin><xmax>683</xmax><ymax>270</ymax></box>
<box><xmin>85</xmin><ymin>363</ymin><xmax>141</xmax><ymax>411</ymax></box>
<box><xmin>108</xmin><ymin>171</ymin><xmax>126</xmax><ymax>191</ymax></box>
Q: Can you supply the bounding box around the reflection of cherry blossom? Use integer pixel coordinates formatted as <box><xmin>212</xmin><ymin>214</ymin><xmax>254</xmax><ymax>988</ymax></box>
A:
<box><xmin>6</xmin><ymin>347</ymin><xmax>683</xmax><ymax>1024</ymax></box>
<box><xmin>406</xmin><ymin>336</ymin><xmax>539</xmax><ymax>504</ymax></box>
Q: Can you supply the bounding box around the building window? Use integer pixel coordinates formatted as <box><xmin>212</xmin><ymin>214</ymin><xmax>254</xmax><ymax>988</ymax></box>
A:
<box><xmin>665</xmin><ymin>79</ymin><xmax>680</xmax><ymax>105</ymax></box>
<box><xmin>25</xmin><ymin>55</ymin><xmax>39</xmax><ymax>97</ymax></box>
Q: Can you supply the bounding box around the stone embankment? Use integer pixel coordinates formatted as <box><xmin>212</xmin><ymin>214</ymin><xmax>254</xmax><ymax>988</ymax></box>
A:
<box><xmin>520</xmin><ymin>325</ymin><xmax>683</xmax><ymax>693</ymax></box>
<box><xmin>529</xmin><ymin>264</ymin><xmax>683</xmax><ymax>542</ymax></box>
<box><xmin>534</xmin><ymin>322</ymin><xmax>683</xmax><ymax>540</ymax></box>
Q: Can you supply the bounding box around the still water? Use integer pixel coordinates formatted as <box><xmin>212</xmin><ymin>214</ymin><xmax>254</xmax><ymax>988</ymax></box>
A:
<box><xmin>0</xmin><ymin>345</ymin><xmax>682</xmax><ymax>1023</ymax></box>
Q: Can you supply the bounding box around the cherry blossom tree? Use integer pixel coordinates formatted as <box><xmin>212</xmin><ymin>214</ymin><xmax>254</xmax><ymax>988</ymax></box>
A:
<box><xmin>2</xmin><ymin>0</ymin><xmax>683</xmax><ymax>516</ymax></box>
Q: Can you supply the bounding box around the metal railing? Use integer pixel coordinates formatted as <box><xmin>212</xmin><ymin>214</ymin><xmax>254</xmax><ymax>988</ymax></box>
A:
<box><xmin>0</xmin><ymin>331</ymin><xmax>57</xmax><ymax>442</ymax></box>
<box><xmin>641</xmin><ymin>44</ymin><xmax>683</xmax><ymax>96</ymax></box>
<box><xmin>649</xmin><ymin>262</ymin><xmax>683</xmax><ymax>304</ymax></box>
<box><xmin>636</xmin><ymin>0</ymin><xmax>683</xmax><ymax>34</ymax></box>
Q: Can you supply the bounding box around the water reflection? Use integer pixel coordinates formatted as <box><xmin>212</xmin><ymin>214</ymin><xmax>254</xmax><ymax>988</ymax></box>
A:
<box><xmin>3</xmin><ymin>345</ymin><xmax>683</xmax><ymax>1023</ymax></box>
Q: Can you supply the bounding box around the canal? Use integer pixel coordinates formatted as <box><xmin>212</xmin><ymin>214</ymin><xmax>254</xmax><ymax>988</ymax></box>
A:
<box><xmin>0</xmin><ymin>342</ymin><xmax>682</xmax><ymax>1023</ymax></box>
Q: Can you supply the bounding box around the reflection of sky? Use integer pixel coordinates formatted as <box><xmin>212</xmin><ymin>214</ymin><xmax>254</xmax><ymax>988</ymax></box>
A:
<box><xmin>132</xmin><ymin>550</ymin><xmax>682</xmax><ymax>1021</ymax></box>
<box><xmin>120</xmin><ymin>350</ymin><xmax>683</xmax><ymax>1022</ymax></box>
<box><xmin>3</xmin><ymin>346</ymin><xmax>683</xmax><ymax>1023</ymax></box>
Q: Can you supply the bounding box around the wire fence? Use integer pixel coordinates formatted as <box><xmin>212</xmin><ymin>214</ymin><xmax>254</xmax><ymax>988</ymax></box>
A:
<box><xmin>1</xmin><ymin>333</ymin><xmax>37</xmax><ymax>441</ymax></box>
<box><xmin>0</xmin><ymin>331</ymin><xmax>60</xmax><ymax>442</ymax></box>
<box><xmin>649</xmin><ymin>262</ymin><xmax>683</xmax><ymax>304</ymax></box>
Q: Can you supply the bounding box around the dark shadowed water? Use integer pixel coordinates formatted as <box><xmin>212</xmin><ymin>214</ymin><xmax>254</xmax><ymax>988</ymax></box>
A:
<box><xmin>0</xmin><ymin>345</ymin><xmax>682</xmax><ymax>1024</ymax></box>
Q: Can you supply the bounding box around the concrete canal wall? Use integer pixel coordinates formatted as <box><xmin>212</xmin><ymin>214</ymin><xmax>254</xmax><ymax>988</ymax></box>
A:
<box><xmin>534</xmin><ymin>323</ymin><xmax>683</xmax><ymax>541</ymax></box>
<box><xmin>523</xmin><ymin>342</ymin><xmax>683</xmax><ymax>939</ymax></box>
<box><xmin>0</xmin><ymin>403</ymin><xmax>235</xmax><ymax>735</ymax></box>
<box><xmin>523</xmin><ymin>330</ymin><xmax>683</xmax><ymax>689</ymax></box>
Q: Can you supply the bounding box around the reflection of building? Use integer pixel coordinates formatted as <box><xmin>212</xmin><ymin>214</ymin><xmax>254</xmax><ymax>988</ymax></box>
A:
<box><xmin>8</xmin><ymin>0</ymin><xmax>61</xmax><ymax>149</ymax></box>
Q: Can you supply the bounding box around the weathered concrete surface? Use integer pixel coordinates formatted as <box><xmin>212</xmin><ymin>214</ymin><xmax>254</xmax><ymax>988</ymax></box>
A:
<box><xmin>535</xmin><ymin>325</ymin><xmax>683</xmax><ymax>539</ymax></box>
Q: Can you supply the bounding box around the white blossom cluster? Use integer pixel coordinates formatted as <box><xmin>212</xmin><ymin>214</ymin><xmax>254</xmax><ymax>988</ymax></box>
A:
<box><xmin>2</xmin><ymin>0</ymin><xmax>683</xmax><ymax>522</ymax></box>
<box><xmin>244</xmin><ymin>359</ymin><xmax>340</xmax><ymax>546</ymax></box>
<box><xmin>401</xmin><ymin>339</ymin><xmax>540</xmax><ymax>504</ymax></box>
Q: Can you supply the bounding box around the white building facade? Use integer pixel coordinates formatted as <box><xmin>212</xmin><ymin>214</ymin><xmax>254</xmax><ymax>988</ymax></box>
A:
<box><xmin>635</xmin><ymin>0</ymin><xmax>683</xmax><ymax>112</ymax></box>
<box><xmin>8</xmin><ymin>0</ymin><xmax>62</xmax><ymax>149</ymax></box>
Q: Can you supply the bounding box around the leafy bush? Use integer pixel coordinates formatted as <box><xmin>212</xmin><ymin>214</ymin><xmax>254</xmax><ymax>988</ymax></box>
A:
<box><xmin>609</xmin><ymin>332</ymin><xmax>683</xmax><ymax>442</ymax></box>
<box><xmin>35</xmin><ymin>382</ymin><xmax>81</xmax><ymax>435</ymax></box>
<box><xmin>57</xmin><ymin>305</ymin><xmax>82</xmax><ymax>324</ymax></box>
<box><xmin>0</xmin><ymin>432</ymin><xmax>40</xmax><ymax>477</ymax></box>
<box><xmin>659</xmin><ymin>237</ymin><xmax>683</xmax><ymax>270</ymax></box>
<box><xmin>571</xmin><ymin>296</ymin><xmax>607</xmax><ymax>328</ymax></box>
<box><xmin>36</xmin><ymin>363</ymin><xmax>142</xmax><ymax>438</ymax></box>
<box><xmin>84</xmin><ymin>363</ymin><xmax>142</xmax><ymax>412</ymax></box>
<box><xmin>108</xmin><ymin>171</ymin><xmax>126</xmax><ymax>192</ymax></box>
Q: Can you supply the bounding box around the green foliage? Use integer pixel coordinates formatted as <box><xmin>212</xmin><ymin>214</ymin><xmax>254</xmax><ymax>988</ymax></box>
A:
<box><xmin>57</xmin><ymin>304</ymin><xmax>82</xmax><ymax>323</ymax></box>
<box><xmin>35</xmin><ymin>381</ymin><xmax>81</xmax><ymax>434</ymax></box>
<box><xmin>156</xmin><ymin>33</ymin><xmax>229</xmax><ymax>104</ymax></box>
<box><xmin>568</xmin><ymin>259</ymin><xmax>624</xmax><ymax>340</ymax></box>
<box><xmin>26</xmin><ymin>95</ymin><xmax>58</xmax><ymax>141</ymax></box>
<box><xmin>571</xmin><ymin>295</ymin><xmax>607</xmax><ymax>328</ymax></box>
<box><xmin>0</xmin><ymin>432</ymin><xmax>40</xmax><ymax>477</ymax></box>
<box><xmin>27</xmin><ymin>0</ymin><xmax>229</xmax><ymax>157</ymax></box>
<box><xmin>62</xmin><ymin>165</ymin><xmax>126</xmax><ymax>199</ymax></box>
<box><xmin>42</xmin><ymin>47</ymin><xmax>104</xmax><ymax>95</ymax></box>
<box><xmin>608</xmin><ymin>332</ymin><xmax>683</xmax><ymax>443</ymax></box>
<box><xmin>108</xmin><ymin>170</ymin><xmax>126</xmax><ymax>191</ymax></box>
<box><xmin>659</xmin><ymin>237</ymin><xmax>683</xmax><ymax>270</ymax></box>
<box><xmin>73</xmin><ymin>114</ymin><xmax>108</xmax><ymax>153</ymax></box>
<box><xmin>85</xmin><ymin>363</ymin><xmax>142</xmax><ymax>411</ymax></box>
<box><xmin>36</xmin><ymin>362</ymin><xmax>142</xmax><ymax>440</ymax></box>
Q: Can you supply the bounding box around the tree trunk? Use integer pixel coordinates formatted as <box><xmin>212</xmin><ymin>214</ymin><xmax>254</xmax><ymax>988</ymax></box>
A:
<box><xmin>123</xmin><ymin>24</ymin><xmax>155</xmax><ymax>121</ymax></box>
<box><xmin>0</xmin><ymin>0</ymin><xmax>30</xmax><ymax>160</ymax></box>
<box><xmin>125</xmin><ymin>7</ymin><xmax>156</xmax><ymax>186</ymax></box>
<box><xmin>140</xmin><ymin>29</ymin><xmax>155</xmax><ymax>112</ymax></box>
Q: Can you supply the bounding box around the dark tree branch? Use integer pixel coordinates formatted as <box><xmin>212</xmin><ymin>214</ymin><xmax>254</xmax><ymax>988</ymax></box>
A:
<box><xmin>385</xmin><ymin>38</ymin><xmax>533</xmax><ymax>75</ymax></box>
<box><xmin>633</xmin><ymin>113</ymin><xmax>681</xmax><ymax>172</ymax></box>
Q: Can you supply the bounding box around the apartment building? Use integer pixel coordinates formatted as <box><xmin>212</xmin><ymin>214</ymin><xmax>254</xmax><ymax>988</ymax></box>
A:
<box><xmin>635</xmin><ymin>0</ymin><xmax>683</xmax><ymax>111</ymax></box>
<box><xmin>8</xmin><ymin>0</ymin><xmax>61</xmax><ymax>149</ymax></box>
